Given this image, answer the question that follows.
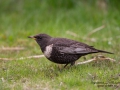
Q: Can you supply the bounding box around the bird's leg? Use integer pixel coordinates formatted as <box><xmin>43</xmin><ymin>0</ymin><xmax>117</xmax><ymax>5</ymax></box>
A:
<box><xmin>70</xmin><ymin>61</ymin><xmax>75</xmax><ymax>66</ymax></box>
<box><xmin>64</xmin><ymin>63</ymin><xmax>69</xmax><ymax>68</ymax></box>
<box><xmin>64</xmin><ymin>61</ymin><xmax>75</xmax><ymax>68</ymax></box>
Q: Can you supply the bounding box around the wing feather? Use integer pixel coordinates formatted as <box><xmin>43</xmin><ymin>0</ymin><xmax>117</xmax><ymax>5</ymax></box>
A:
<box><xmin>50</xmin><ymin>38</ymin><xmax>97</xmax><ymax>54</ymax></box>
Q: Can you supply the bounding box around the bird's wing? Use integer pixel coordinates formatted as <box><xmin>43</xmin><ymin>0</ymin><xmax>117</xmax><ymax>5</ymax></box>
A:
<box><xmin>59</xmin><ymin>44</ymin><xmax>97</xmax><ymax>54</ymax></box>
<box><xmin>52</xmin><ymin>38</ymin><xmax>97</xmax><ymax>54</ymax></box>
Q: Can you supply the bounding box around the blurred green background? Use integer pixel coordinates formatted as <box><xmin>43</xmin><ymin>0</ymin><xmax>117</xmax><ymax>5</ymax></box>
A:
<box><xmin>0</xmin><ymin>0</ymin><xmax>119</xmax><ymax>45</ymax></box>
<box><xmin>0</xmin><ymin>0</ymin><xmax>120</xmax><ymax>90</ymax></box>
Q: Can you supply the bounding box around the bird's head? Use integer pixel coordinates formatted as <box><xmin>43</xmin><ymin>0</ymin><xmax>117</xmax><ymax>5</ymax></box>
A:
<box><xmin>28</xmin><ymin>34</ymin><xmax>52</xmax><ymax>51</ymax></box>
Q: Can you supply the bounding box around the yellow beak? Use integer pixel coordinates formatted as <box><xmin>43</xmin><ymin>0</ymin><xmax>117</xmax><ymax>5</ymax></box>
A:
<box><xmin>28</xmin><ymin>36</ymin><xmax>36</xmax><ymax>40</ymax></box>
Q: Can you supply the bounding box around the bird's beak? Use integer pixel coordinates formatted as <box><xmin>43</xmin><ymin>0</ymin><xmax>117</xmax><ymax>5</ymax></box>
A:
<box><xmin>28</xmin><ymin>36</ymin><xmax>36</xmax><ymax>40</ymax></box>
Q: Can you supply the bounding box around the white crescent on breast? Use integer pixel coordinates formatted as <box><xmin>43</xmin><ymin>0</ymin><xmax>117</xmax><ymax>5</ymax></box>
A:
<box><xmin>44</xmin><ymin>44</ymin><xmax>53</xmax><ymax>58</ymax></box>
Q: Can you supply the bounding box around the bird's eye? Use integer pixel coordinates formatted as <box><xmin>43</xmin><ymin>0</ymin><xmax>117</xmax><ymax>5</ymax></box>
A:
<box><xmin>38</xmin><ymin>37</ymin><xmax>42</xmax><ymax>40</ymax></box>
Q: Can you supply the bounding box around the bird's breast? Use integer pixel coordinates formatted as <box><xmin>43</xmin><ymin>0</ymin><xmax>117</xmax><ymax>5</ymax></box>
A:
<box><xmin>44</xmin><ymin>44</ymin><xmax>53</xmax><ymax>58</ymax></box>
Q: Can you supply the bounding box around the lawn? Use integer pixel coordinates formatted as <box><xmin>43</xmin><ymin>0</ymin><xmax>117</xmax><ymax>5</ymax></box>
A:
<box><xmin>0</xmin><ymin>0</ymin><xmax>120</xmax><ymax>90</ymax></box>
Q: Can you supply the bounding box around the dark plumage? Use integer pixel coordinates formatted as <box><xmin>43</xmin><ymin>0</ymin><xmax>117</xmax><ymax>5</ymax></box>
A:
<box><xmin>28</xmin><ymin>34</ymin><xmax>113</xmax><ymax>67</ymax></box>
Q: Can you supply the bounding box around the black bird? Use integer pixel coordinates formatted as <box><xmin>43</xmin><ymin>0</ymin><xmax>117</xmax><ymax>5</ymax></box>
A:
<box><xmin>28</xmin><ymin>34</ymin><xmax>113</xmax><ymax>67</ymax></box>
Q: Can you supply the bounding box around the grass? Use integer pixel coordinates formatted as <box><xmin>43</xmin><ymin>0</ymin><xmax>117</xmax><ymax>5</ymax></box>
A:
<box><xmin>0</xmin><ymin>0</ymin><xmax>120</xmax><ymax>90</ymax></box>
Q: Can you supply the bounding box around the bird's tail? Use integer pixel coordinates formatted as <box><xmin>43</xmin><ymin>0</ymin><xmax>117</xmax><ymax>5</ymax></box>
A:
<box><xmin>97</xmin><ymin>49</ymin><xmax>114</xmax><ymax>54</ymax></box>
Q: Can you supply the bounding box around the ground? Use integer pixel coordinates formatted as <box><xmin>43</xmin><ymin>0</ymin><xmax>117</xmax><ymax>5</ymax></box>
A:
<box><xmin>0</xmin><ymin>0</ymin><xmax>120</xmax><ymax>90</ymax></box>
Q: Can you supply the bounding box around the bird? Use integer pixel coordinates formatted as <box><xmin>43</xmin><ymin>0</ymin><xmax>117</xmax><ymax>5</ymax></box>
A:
<box><xmin>28</xmin><ymin>33</ymin><xmax>113</xmax><ymax>68</ymax></box>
